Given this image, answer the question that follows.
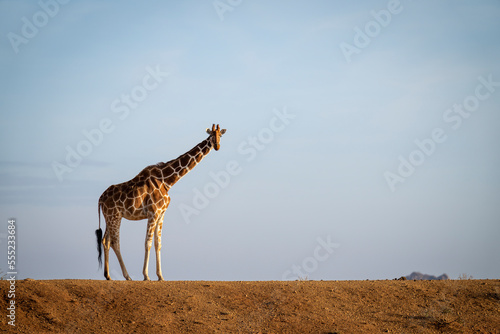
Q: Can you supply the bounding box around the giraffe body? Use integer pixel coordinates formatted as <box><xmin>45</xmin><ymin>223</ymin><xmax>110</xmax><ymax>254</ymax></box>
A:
<box><xmin>96</xmin><ymin>125</ymin><xmax>226</xmax><ymax>280</ymax></box>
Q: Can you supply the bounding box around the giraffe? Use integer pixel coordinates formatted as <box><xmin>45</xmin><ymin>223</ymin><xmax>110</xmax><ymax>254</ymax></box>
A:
<box><xmin>95</xmin><ymin>124</ymin><xmax>226</xmax><ymax>281</ymax></box>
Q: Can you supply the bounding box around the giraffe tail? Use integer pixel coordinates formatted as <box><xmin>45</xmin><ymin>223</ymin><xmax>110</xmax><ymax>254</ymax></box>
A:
<box><xmin>96</xmin><ymin>202</ymin><xmax>103</xmax><ymax>269</ymax></box>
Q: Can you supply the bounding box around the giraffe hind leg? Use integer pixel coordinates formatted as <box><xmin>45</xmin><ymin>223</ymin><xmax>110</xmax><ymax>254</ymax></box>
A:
<box><xmin>109</xmin><ymin>226</ymin><xmax>132</xmax><ymax>281</ymax></box>
<box><xmin>102</xmin><ymin>229</ymin><xmax>112</xmax><ymax>280</ymax></box>
<box><xmin>104</xmin><ymin>217</ymin><xmax>132</xmax><ymax>281</ymax></box>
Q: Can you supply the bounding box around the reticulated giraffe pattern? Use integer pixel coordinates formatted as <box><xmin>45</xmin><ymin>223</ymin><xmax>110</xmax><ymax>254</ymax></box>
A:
<box><xmin>95</xmin><ymin>124</ymin><xmax>226</xmax><ymax>281</ymax></box>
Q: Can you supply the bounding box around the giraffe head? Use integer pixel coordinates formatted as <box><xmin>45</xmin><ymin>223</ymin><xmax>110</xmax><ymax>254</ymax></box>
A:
<box><xmin>206</xmin><ymin>124</ymin><xmax>226</xmax><ymax>151</ymax></box>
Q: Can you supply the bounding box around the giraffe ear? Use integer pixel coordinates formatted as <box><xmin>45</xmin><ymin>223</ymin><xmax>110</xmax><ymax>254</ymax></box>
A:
<box><xmin>206</xmin><ymin>128</ymin><xmax>212</xmax><ymax>135</ymax></box>
<box><xmin>220</xmin><ymin>129</ymin><xmax>226</xmax><ymax>135</ymax></box>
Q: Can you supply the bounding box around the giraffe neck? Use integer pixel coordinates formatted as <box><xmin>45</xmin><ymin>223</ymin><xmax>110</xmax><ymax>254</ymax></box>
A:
<box><xmin>161</xmin><ymin>136</ymin><xmax>213</xmax><ymax>188</ymax></box>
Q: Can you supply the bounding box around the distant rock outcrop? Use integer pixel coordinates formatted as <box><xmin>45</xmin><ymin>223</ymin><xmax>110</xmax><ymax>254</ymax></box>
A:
<box><xmin>406</xmin><ymin>272</ymin><xmax>449</xmax><ymax>280</ymax></box>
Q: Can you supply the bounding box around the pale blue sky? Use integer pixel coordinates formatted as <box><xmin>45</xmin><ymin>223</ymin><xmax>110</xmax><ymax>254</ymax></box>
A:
<box><xmin>1</xmin><ymin>0</ymin><xmax>499</xmax><ymax>280</ymax></box>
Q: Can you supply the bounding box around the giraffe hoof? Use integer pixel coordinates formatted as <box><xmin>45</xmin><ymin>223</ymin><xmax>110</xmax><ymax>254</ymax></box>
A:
<box><xmin>144</xmin><ymin>277</ymin><xmax>151</xmax><ymax>281</ymax></box>
<box><xmin>126</xmin><ymin>277</ymin><xmax>133</xmax><ymax>281</ymax></box>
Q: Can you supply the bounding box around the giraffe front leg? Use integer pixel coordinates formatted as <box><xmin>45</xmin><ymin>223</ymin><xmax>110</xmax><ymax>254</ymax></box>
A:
<box><xmin>143</xmin><ymin>244</ymin><xmax>152</xmax><ymax>281</ymax></box>
<box><xmin>154</xmin><ymin>217</ymin><xmax>164</xmax><ymax>281</ymax></box>
<box><xmin>143</xmin><ymin>220</ymin><xmax>156</xmax><ymax>281</ymax></box>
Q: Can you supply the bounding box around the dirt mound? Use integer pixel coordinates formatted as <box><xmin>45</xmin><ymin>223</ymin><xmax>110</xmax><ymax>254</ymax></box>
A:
<box><xmin>1</xmin><ymin>279</ymin><xmax>499</xmax><ymax>333</ymax></box>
